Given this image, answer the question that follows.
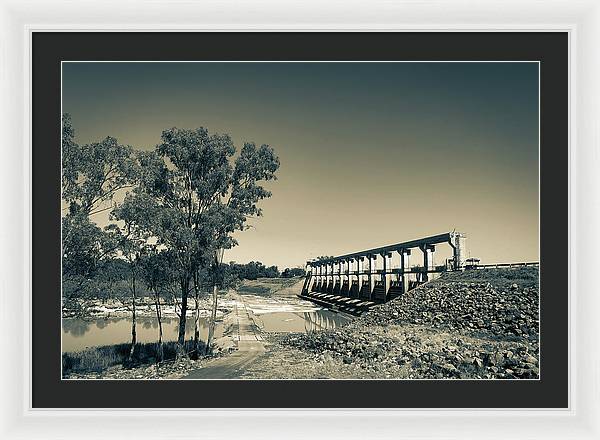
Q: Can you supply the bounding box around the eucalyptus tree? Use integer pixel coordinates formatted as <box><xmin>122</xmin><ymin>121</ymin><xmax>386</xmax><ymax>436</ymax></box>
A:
<box><xmin>61</xmin><ymin>112</ymin><xmax>143</xmax><ymax>355</ymax></box>
<box><xmin>140</xmin><ymin>249</ymin><xmax>175</xmax><ymax>361</ymax></box>
<box><xmin>62</xmin><ymin>113</ymin><xmax>137</xmax><ymax>218</ymax></box>
<box><xmin>107</xmin><ymin>191</ymin><xmax>156</xmax><ymax>360</ymax></box>
<box><xmin>135</xmin><ymin>127</ymin><xmax>279</xmax><ymax>351</ymax></box>
<box><xmin>61</xmin><ymin>114</ymin><xmax>137</xmax><ymax>308</ymax></box>
<box><xmin>95</xmin><ymin>258</ymin><xmax>130</xmax><ymax>304</ymax></box>
<box><xmin>191</xmin><ymin>265</ymin><xmax>212</xmax><ymax>357</ymax></box>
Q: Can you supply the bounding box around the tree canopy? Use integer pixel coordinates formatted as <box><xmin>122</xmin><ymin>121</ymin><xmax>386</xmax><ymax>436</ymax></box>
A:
<box><xmin>62</xmin><ymin>114</ymin><xmax>137</xmax><ymax>217</ymax></box>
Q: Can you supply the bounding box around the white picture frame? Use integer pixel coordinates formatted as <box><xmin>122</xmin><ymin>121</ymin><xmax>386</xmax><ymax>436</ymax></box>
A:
<box><xmin>1</xmin><ymin>0</ymin><xmax>597</xmax><ymax>438</ymax></box>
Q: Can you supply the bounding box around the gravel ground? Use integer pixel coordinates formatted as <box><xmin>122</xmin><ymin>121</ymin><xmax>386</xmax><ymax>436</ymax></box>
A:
<box><xmin>274</xmin><ymin>267</ymin><xmax>539</xmax><ymax>379</ymax></box>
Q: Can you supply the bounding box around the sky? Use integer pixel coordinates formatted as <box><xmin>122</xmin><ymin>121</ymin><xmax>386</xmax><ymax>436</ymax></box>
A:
<box><xmin>62</xmin><ymin>62</ymin><xmax>539</xmax><ymax>269</ymax></box>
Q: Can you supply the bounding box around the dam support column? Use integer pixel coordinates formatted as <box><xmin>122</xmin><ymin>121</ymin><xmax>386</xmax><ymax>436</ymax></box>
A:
<box><xmin>301</xmin><ymin>263</ymin><xmax>311</xmax><ymax>295</ymax></box>
<box><xmin>348</xmin><ymin>259</ymin><xmax>353</xmax><ymax>284</ymax></box>
<box><xmin>420</xmin><ymin>244</ymin><xmax>435</xmax><ymax>282</ymax></box>
<box><xmin>346</xmin><ymin>259</ymin><xmax>351</xmax><ymax>296</ymax></box>
<box><xmin>316</xmin><ymin>264</ymin><xmax>320</xmax><ymax>291</ymax></box>
<box><xmin>338</xmin><ymin>260</ymin><xmax>342</xmax><ymax>294</ymax></box>
<box><xmin>357</xmin><ymin>257</ymin><xmax>363</xmax><ymax>297</ymax></box>
<box><xmin>368</xmin><ymin>255</ymin><xmax>373</xmax><ymax>301</ymax></box>
<box><xmin>399</xmin><ymin>250</ymin><xmax>405</xmax><ymax>294</ymax></box>
<box><xmin>381</xmin><ymin>252</ymin><xmax>388</xmax><ymax>301</ymax></box>
<box><xmin>330</xmin><ymin>261</ymin><xmax>334</xmax><ymax>291</ymax></box>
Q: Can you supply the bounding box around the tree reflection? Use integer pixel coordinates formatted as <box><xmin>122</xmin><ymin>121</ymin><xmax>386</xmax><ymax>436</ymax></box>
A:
<box><xmin>62</xmin><ymin>319</ymin><xmax>91</xmax><ymax>337</ymax></box>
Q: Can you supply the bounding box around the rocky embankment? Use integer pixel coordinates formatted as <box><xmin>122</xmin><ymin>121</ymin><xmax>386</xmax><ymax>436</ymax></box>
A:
<box><xmin>360</xmin><ymin>267</ymin><xmax>539</xmax><ymax>340</ymax></box>
<box><xmin>282</xmin><ymin>267</ymin><xmax>539</xmax><ymax>379</ymax></box>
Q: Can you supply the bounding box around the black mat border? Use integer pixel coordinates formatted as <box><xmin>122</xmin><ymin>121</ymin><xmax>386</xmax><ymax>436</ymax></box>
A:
<box><xmin>32</xmin><ymin>32</ymin><xmax>568</xmax><ymax>408</ymax></box>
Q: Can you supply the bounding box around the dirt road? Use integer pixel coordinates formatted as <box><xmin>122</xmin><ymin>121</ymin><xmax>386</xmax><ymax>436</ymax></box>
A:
<box><xmin>185</xmin><ymin>297</ymin><xmax>265</xmax><ymax>379</ymax></box>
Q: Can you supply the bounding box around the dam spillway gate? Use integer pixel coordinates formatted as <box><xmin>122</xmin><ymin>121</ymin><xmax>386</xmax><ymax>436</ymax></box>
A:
<box><xmin>300</xmin><ymin>232</ymin><xmax>466</xmax><ymax>315</ymax></box>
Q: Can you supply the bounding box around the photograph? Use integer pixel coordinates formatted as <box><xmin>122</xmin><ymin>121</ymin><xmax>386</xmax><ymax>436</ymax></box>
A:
<box><xmin>61</xmin><ymin>60</ymin><xmax>540</xmax><ymax>381</ymax></box>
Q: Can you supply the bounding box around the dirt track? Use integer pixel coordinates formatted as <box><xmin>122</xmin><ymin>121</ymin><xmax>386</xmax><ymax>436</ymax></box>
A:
<box><xmin>185</xmin><ymin>296</ymin><xmax>265</xmax><ymax>379</ymax></box>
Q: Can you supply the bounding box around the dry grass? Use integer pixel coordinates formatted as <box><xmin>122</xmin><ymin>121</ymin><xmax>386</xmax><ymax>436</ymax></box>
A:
<box><xmin>236</xmin><ymin>277</ymin><xmax>304</xmax><ymax>297</ymax></box>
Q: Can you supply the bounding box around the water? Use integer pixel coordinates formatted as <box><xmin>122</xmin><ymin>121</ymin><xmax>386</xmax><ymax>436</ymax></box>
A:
<box><xmin>253</xmin><ymin>311</ymin><xmax>350</xmax><ymax>333</ymax></box>
<box><xmin>62</xmin><ymin>316</ymin><xmax>222</xmax><ymax>353</ymax></box>
<box><xmin>62</xmin><ymin>309</ymin><xmax>350</xmax><ymax>353</ymax></box>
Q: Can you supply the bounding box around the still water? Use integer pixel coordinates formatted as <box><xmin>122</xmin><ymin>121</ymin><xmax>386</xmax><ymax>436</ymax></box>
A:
<box><xmin>62</xmin><ymin>316</ymin><xmax>220</xmax><ymax>353</ymax></box>
<box><xmin>253</xmin><ymin>311</ymin><xmax>350</xmax><ymax>333</ymax></box>
<box><xmin>62</xmin><ymin>310</ymin><xmax>350</xmax><ymax>353</ymax></box>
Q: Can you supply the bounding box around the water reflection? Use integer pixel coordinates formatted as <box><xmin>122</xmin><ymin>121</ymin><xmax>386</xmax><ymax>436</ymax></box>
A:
<box><xmin>303</xmin><ymin>310</ymin><xmax>348</xmax><ymax>333</ymax></box>
<box><xmin>253</xmin><ymin>310</ymin><xmax>350</xmax><ymax>333</ymax></box>
<box><xmin>63</xmin><ymin>309</ymin><xmax>351</xmax><ymax>353</ymax></box>
<box><xmin>62</xmin><ymin>316</ymin><xmax>221</xmax><ymax>353</ymax></box>
<box><xmin>62</xmin><ymin>319</ymin><xmax>91</xmax><ymax>337</ymax></box>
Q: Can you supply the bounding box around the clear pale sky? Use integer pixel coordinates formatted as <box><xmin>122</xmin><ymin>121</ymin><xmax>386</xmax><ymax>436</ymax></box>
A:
<box><xmin>62</xmin><ymin>62</ymin><xmax>539</xmax><ymax>269</ymax></box>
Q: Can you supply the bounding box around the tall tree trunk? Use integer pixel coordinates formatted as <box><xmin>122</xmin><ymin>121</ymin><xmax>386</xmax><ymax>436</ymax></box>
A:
<box><xmin>193</xmin><ymin>271</ymin><xmax>201</xmax><ymax>358</ymax></box>
<box><xmin>153</xmin><ymin>287</ymin><xmax>163</xmax><ymax>362</ymax></box>
<box><xmin>205</xmin><ymin>283</ymin><xmax>218</xmax><ymax>355</ymax></box>
<box><xmin>205</xmin><ymin>249</ymin><xmax>223</xmax><ymax>355</ymax></box>
<box><xmin>129</xmin><ymin>272</ymin><xmax>137</xmax><ymax>360</ymax></box>
<box><xmin>177</xmin><ymin>275</ymin><xmax>189</xmax><ymax>352</ymax></box>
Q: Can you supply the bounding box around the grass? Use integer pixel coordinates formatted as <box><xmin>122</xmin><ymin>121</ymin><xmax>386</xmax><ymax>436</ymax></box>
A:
<box><xmin>236</xmin><ymin>284</ymin><xmax>272</xmax><ymax>295</ymax></box>
<box><xmin>441</xmin><ymin>266</ymin><xmax>539</xmax><ymax>288</ymax></box>
<box><xmin>62</xmin><ymin>340</ymin><xmax>207</xmax><ymax>376</ymax></box>
<box><xmin>236</xmin><ymin>277</ymin><xmax>304</xmax><ymax>296</ymax></box>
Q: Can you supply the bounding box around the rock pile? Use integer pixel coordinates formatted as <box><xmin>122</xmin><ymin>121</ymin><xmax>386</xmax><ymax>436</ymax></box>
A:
<box><xmin>282</xmin><ymin>267</ymin><xmax>540</xmax><ymax>379</ymax></box>
<box><xmin>357</xmin><ymin>267</ymin><xmax>539</xmax><ymax>340</ymax></box>
<box><xmin>283</xmin><ymin>326</ymin><xmax>539</xmax><ymax>379</ymax></box>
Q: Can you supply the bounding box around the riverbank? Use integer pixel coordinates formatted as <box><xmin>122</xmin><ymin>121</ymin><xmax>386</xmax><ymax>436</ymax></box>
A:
<box><xmin>62</xmin><ymin>277</ymin><xmax>336</xmax><ymax>379</ymax></box>
<box><xmin>62</xmin><ymin>297</ymin><xmax>227</xmax><ymax>319</ymax></box>
<box><xmin>62</xmin><ymin>276</ymin><xmax>307</xmax><ymax>319</ymax></box>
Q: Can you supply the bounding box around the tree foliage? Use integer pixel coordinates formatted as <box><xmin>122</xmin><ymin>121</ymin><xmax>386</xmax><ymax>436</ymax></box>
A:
<box><xmin>62</xmin><ymin>114</ymin><xmax>137</xmax><ymax>217</ymax></box>
<box><xmin>227</xmin><ymin>261</ymin><xmax>280</xmax><ymax>280</ymax></box>
<box><xmin>281</xmin><ymin>267</ymin><xmax>306</xmax><ymax>278</ymax></box>
<box><xmin>61</xmin><ymin>114</ymin><xmax>137</xmax><ymax>290</ymax></box>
